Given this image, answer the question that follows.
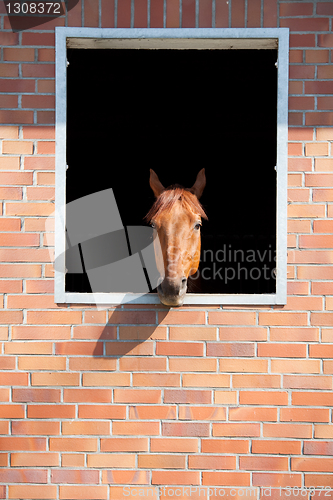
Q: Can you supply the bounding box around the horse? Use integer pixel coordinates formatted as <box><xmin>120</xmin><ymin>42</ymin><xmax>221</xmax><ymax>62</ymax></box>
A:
<box><xmin>145</xmin><ymin>169</ymin><xmax>207</xmax><ymax>306</ymax></box>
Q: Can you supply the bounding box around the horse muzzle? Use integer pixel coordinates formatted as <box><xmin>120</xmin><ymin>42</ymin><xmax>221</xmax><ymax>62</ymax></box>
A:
<box><xmin>157</xmin><ymin>277</ymin><xmax>187</xmax><ymax>307</ymax></box>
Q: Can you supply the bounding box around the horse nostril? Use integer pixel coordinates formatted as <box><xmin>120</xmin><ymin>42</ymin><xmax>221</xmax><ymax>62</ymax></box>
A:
<box><xmin>181</xmin><ymin>277</ymin><xmax>187</xmax><ymax>286</ymax></box>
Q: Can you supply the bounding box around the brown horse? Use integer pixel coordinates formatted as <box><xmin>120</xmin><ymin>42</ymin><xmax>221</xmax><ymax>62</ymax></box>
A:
<box><xmin>145</xmin><ymin>169</ymin><xmax>207</xmax><ymax>306</ymax></box>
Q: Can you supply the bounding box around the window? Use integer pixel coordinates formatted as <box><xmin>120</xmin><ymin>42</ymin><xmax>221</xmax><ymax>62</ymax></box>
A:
<box><xmin>55</xmin><ymin>28</ymin><xmax>289</xmax><ymax>305</ymax></box>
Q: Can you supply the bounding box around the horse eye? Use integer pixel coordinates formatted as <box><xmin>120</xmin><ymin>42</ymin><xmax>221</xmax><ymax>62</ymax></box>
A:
<box><xmin>194</xmin><ymin>222</ymin><xmax>201</xmax><ymax>230</ymax></box>
<box><xmin>150</xmin><ymin>221</ymin><xmax>156</xmax><ymax>229</ymax></box>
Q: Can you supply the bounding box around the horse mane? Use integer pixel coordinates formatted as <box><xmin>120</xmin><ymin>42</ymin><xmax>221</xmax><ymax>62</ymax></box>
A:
<box><xmin>145</xmin><ymin>184</ymin><xmax>208</xmax><ymax>223</ymax></box>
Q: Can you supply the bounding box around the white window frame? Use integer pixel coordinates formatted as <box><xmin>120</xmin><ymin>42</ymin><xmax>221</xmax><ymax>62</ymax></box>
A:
<box><xmin>55</xmin><ymin>27</ymin><xmax>289</xmax><ymax>306</ymax></box>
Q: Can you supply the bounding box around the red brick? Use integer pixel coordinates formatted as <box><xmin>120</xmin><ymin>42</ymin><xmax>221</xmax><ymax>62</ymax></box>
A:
<box><xmin>199</xmin><ymin>0</ymin><xmax>212</xmax><ymax>27</ymax></box>
<box><xmin>109</xmin><ymin>310</ymin><xmax>155</xmax><ymax>324</ymax></box>
<box><xmin>213</xmin><ymin>423</ymin><xmax>260</xmax><ymax>437</ymax></box>
<box><xmin>132</xmin><ymin>0</ymin><xmax>147</xmax><ymax>26</ymax></box>
<box><xmin>284</xmin><ymin>375</ymin><xmax>332</xmax><ymax>390</ymax></box>
<box><xmin>290</xmin><ymin>65</ymin><xmax>315</xmax><ymax>80</ymax></box>
<box><xmin>114</xmin><ymin>389</ymin><xmax>161</xmax><ymax>403</ymax></box>
<box><xmin>182</xmin><ymin>373</ymin><xmax>229</xmax><ymax>388</ymax></box>
<box><xmin>0</xmin><ymin>63</ymin><xmax>19</xmax><ymax>78</ymax></box>
<box><xmin>13</xmin><ymin>388</ymin><xmax>60</xmax><ymax>403</ymax></box>
<box><xmin>189</xmin><ymin>455</ymin><xmax>236</xmax><ymax>470</ymax></box>
<box><xmin>152</xmin><ymin>470</ymin><xmax>200</xmax><ymax>485</ymax></box>
<box><xmin>69</xmin><ymin>357</ymin><xmax>117</xmax><ymax>371</ymax></box>
<box><xmin>253</xmin><ymin>474</ymin><xmax>301</xmax><ymax>487</ymax></box>
<box><xmin>314</xmin><ymin>427</ymin><xmax>333</xmax><ymax>440</ymax></box>
<box><xmin>23</xmin><ymin>126</ymin><xmax>55</xmax><ymax>139</ymax></box>
<box><xmin>101</xmin><ymin>438</ymin><xmax>148</xmax><ymax>452</ymax></box>
<box><xmin>0</xmin><ymin>310</ymin><xmax>23</xmax><ymax>324</ymax></box>
<box><xmin>133</xmin><ymin>373</ymin><xmax>180</xmax><ymax>386</ymax></box>
<box><xmin>104</xmin><ymin>470</ymin><xmax>149</xmax><ymax>485</ymax></box>
<box><xmin>179</xmin><ymin>406</ymin><xmax>225</xmax><ymax>420</ymax></box>
<box><xmin>117</xmin><ymin>0</ymin><xmax>131</xmax><ymax>26</ymax></box>
<box><xmin>87</xmin><ymin>454</ymin><xmax>135</xmax><ymax>468</ymax></box>
<box><xmin>240</xmin><ymin>456</ymin><xmax>288</xmax><ymax>470</ymax></box>
<box><xmin>169</xmin><ymin>358</ymin><xmax>216</xmax><ymax>372</ymax></box>
<box><xmin>317</xmin><ymin>2</ymin><xmax>333</xmax><ymax>15</ymax></box>
<box><xmin>38</xmin><ymin>49</ymin><xmax>55</xmax><ymax>62</ymax></box>
<box><xmin>252</xmin><ymin>440</ymin><xmax>301</xmax><ymax>455</ymax></box>
<box><xmin>73</xmin><ymin>325</ymin><xmax>116</xmax><ymax>340</ymax></box>
<box><xmin>239</xmin><ymin>391</ymin><xmax>288</xmax><ymax>405</ymax></box>
<box><xmin>207</xmin><ymin>342</ymin><xmax>255</xmax><ymax>357</ymax></box>
<box><xmin>0</xmin><ymin>404</ymin><xmax>25</xmax><ymax>418</ymax></box>
<box><xmin>59</xmin><ymin>485</ymin><xmax>108</xmax><ymax>499</ymax></box>
<box><xmin>0</xmin><ymin>32</ymin><xmax>19</xmax><ymax>45</ymax></box>
<box><xmin>11</xmin><ymin>452</ymin><xmax>59</xmax><ymax>467</ymax></box>
<box><xmin>164</xmin><ymin>389</ymin><xmax>211</xmax><ymax>404</ymax></box>
<box><xmin>292</xmin><ymin>457</ymin><xmax>333</xmax><ymax>472</ymax></box>
<box><xmin>247</xmin><ymin>0</ymin><xmax>261</xmax><ymax>27</ymax></box>
<box><xmin>64</xmin><ymin>389</ymin><xmax>111</xmax><ymax>403</ymax></box>
<box><xmin>18</xmin><ymin>356</ymin><xmax>66</xmax><ymax>371</ymax></box>
<box><xmin>272</xmin><ymin>359</ymin><xmax>320</xmax><ymax>373</ymax></box>
<box><xmin>305</xmin><ymin>81</ymin><xmax>333</xmax><ymax>94</ymax></box>
<box><xmin>209</xmin><ymin>311</ymin><xmax>256</xmax><ymax>325</ymax></box>
<box><xmin>318</xmin><ymin>97</ymin><xmax>333</xmax><ymax>110</ymax></box>
<box><xmin>289</xmin><ymin>96</ymin><xmax>314</xmax><ymax>110</ymax></box>
<box><xmin>21</xmin><ymin>32</ymin><xmax>55</xmax><ymax>46</ymax></box>
<box><xmin>159</xmin><ymin>310</ymin><xmax>205</xmax><ymax>325</ymax></box>
<box><xmin>230</xmin><ymin>0</ymin><xmax>245</xmax><ymax>27</ymax></box>
<box><xmin>281</xmin><ymin>408</ymin><xmax>329</xmax><ymax>423</ymax></box>
<box><xmin>292</xmin><ymin>392</ymin><xmax>333</xmax><ymax>406</ymax></box>
<box><xmin>78</xmin><ymin>404</ymin><xmax>126</xmax><ymax>420</ymax></box>
<box><xmin>170</xmin><ymin>327</ymin><xmax>217</xmax><ymax>340</ymax></box>
<box><xmin>113</xmin><ymin>422</ymin><xmax>160</xmax><ymax>435</ymax></box>
<box><xmin>259</xmin><ymin>312</ymin><xmax>307</xmax><ymax>326</ymax></box>
<box><xmin>37</xmin><ymin>111</ymin><xmax>55</xmax><ymax>124</ymax></box>
<box><xmin>138</xmin><ymin>453</ymin><xmax>185</xmax><ymax>469</ymax></box>
<box><xmin>201</xmin><ymin>439</ymin><xmax>249</xmax><ymax>454</ymax></box>
<box><xmin>12</xmin><ymin>325</ymin><xmax>70</xmax><ymax>340</ymax></box>
<box><xmin>101</xmin><ymin>0</ymin><xmax>115</xmax><ymax>27</ymax></box>
<box><xmin>0</xmin><ymin>437</ymin><xmax>46</xmax><ymax>451</ymax></box>
<box><xmin>50</xmin><ymin>438</ymin><xmax>97</xmax><ymax>452</ymax></box>
<box><xmin>166</xmin><ymin>0</ymin><xmax>180</xmax><ymax>27</ymax></box>
<box><xmin>22</xmin><ymin>63</ymin><xmax>55</xmax><ymax>78</ymax></box>
<box><xmin>62</xmin><ymin>421</ymin><xmax>110</xmax><ymax>436</ymax></box>
<box><xmin>306</xmin><ymin>113</ymin><xmax>333</xmax><ymax>126</ymax></box>
<box><xmin>162</xmin><ymin>422</ymin><xmax>209</xmax><ymax>437</ymax></box>
<box><xmin>311</xmin><ymin>313</ymin><xmax>333</xmax><ymax>326</ymax></box>
<box><xmin>318</xmin><ymin>34</ymin><xmax>333</xmax><ymax>47</ymax></box>
<box><xmin>280</xmin><ymin>18</ymin><xmax>329</xmax><ymax>31</ymax></box>
<box><xmin>8</xmin><ymin>485</ymin><xmax>56</xmax><ymax>499</ymax></box>
<box><xmin>263</xmin><ymin>424</ymin><xmax>312</xmax><ymax>438</ymax></box>
<box><xmin>3</xmin><ymin>48</ymin><xmax>35</xmax><ymax>61</ymax></box>
<box><xmin>12</xmin><ymin>420</ymin><xmax>60</xmax><ymax>435</ymax></box>
<box><xmin>156</xmin><ymin>341</ymin><xmax>204</xmax><ymax>356</ymax></box>
<box><xmin>27</xmin><ymin>310</ymin><xmax>82</xmax><ymax>325</ymax></box>
<box><xmin>280</xmin><ymin>3</ymin><xmax>313</xmax><ymax>17</ymax></box>
<box><xmin>27</xmin><ymin>405</ymin><xmax>75</xmax><ymax>419</ymax></box>
<box><xmin>202</xmin><ymin>472</ymin><xmax>250</xmax><ymax>486</ymax></box>
<box><xmin>106</xmin><ymin>341</ymin><xmax>153</xmax><ymax>356</ymax></box>
<box><xmin>24</xmin><ymin>156</ymin><xmax>55</xmax><ymax>170</ymax></box>
<box><xmin>233</xmin><ymin>375</ymin><xmax>281</xmax><ymax>388</ymax></box>
<box><xmin>304</xmin><ymin>441</ymin><xmax>333</xmax><ymax>455</ymax></box>
<box><xmin>230</xmin><ymin>407</ymin><xmax>277</xmax><ymax>422</ymax></box>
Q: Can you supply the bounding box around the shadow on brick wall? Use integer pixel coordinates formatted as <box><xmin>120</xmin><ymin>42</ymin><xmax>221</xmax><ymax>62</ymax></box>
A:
<box><xmin>92</xmin><ymin>304</ymin><xmax>163</xmax><ymax>359</ymax></box>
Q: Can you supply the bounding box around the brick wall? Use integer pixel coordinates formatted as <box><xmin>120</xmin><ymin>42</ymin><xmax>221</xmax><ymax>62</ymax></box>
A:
<box><xmin>1</xmin><ymin>1</ymin><xmax>333</xmax><ymax>499</ymax></box>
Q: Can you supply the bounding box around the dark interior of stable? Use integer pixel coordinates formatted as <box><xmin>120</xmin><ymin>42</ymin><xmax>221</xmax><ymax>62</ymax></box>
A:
<box><xmin>66</xmin><ymin>47</ymin><xmax>278</xmax><ymax>295</ymax></box>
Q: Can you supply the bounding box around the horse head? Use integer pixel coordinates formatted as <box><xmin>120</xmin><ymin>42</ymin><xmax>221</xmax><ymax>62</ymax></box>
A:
<box><xmin>146</xmin><ymin>169</ymin><xmax>207</xmax><ymax>306</ymax></box>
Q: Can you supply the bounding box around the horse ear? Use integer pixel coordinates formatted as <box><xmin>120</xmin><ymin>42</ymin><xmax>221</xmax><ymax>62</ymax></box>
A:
<box><xmin>149</xmin><ymin>169</ymin><xmax>165</xmax><ymax>198</ymax></box>
<box><xmin>190</xmin><ymin>168</ymin><xmax>206</xmax><ymax>199</ymax></box>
